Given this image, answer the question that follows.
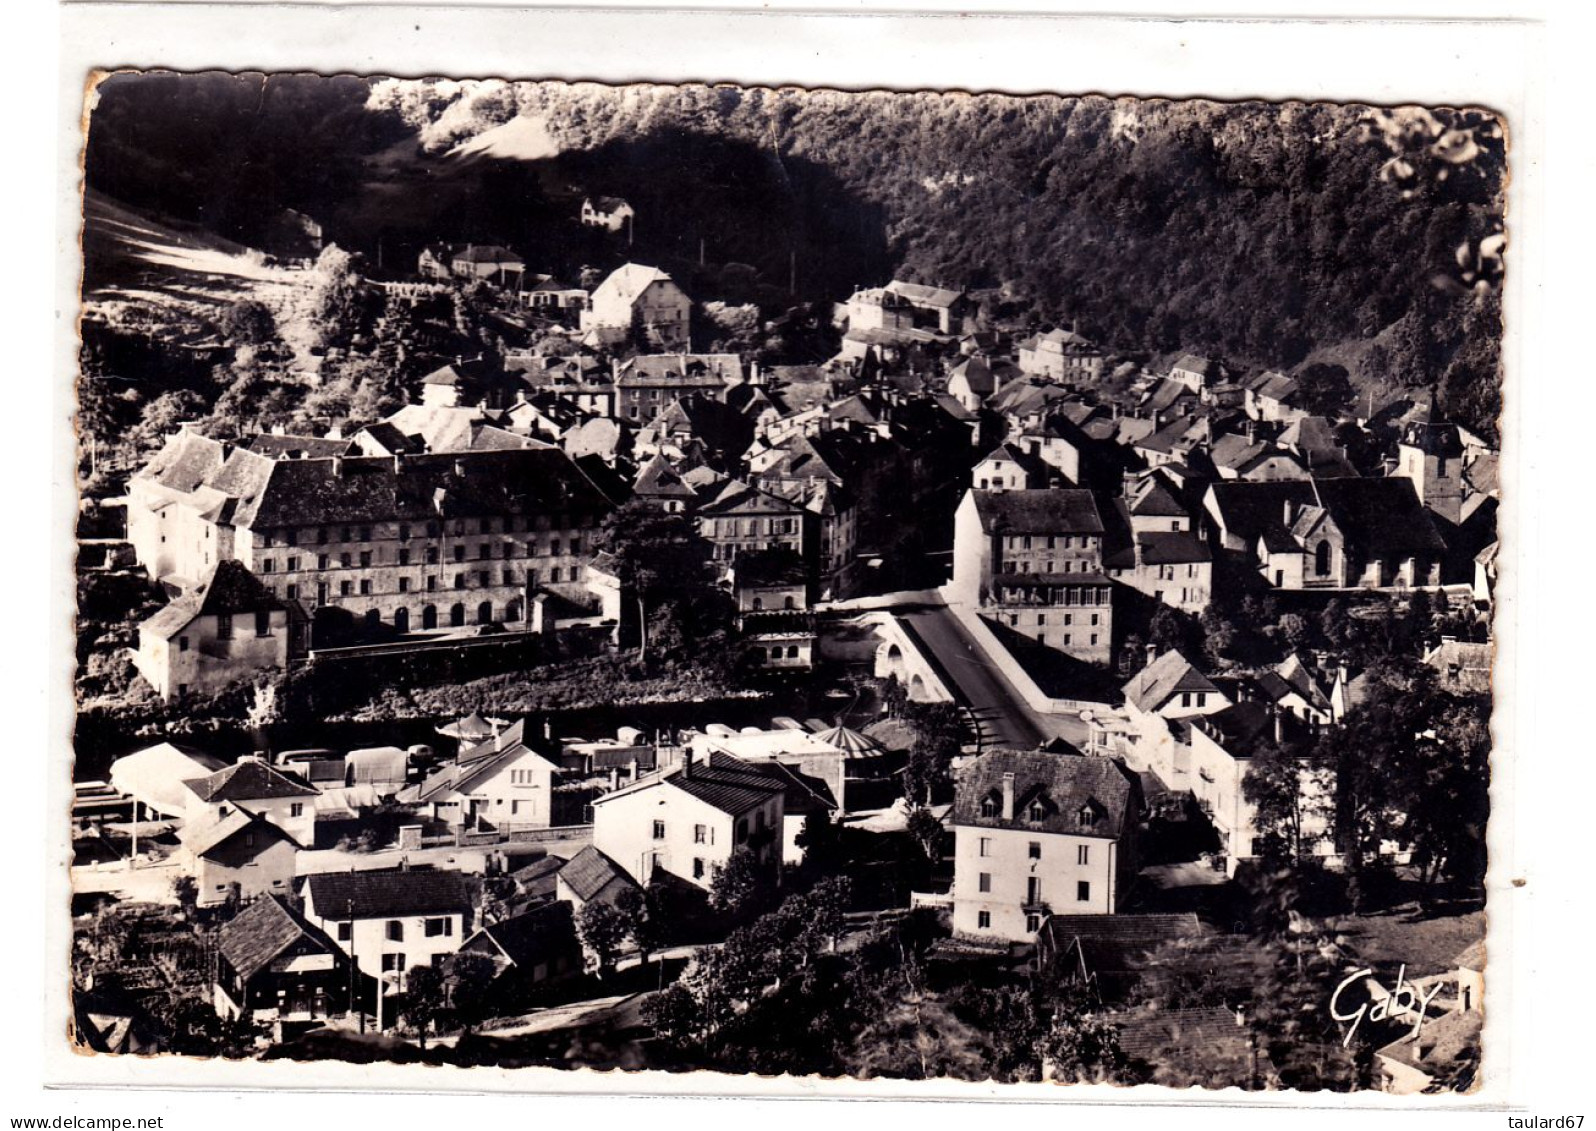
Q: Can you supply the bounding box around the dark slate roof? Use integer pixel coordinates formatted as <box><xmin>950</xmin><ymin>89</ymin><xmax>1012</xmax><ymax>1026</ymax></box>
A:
<box><xmin>1207</xmin><ymin>480</ymin><xmax>1320</xmax><ymax>542</ymax></box>
<box><xmin>665</xmin><ymin>751</ymin><xmax>787</xmax><ymax>817</ymax></box>
<box><xmin>141</xmin><ymin>558</ymin><xmax>284</xmax><ymax>640</ymax></box>
<box><xmin>218</xmin><ymin>895</ymin><xmax>339</xmax><ymax>983</ymax></box>
<box><xmin>557</xmin><ymin>845</ymin><xmax>637</xmax><ymax>903</ymax></box>
<box><xmin>1129</xmin><ymin>478</ymin><xmax>1189</xmax><ymax>518</ymax></box>
<box><xmin>1123</xmin><ymin>651</ymin><xmax>1219</xmax><ymax>713</ymax></box>
<box><xmin>951</xmin><ymin>749</ymin><xmax>1141</xmax><ymax>839</ymax></box>
<box><xmin>246</xmin><ymin>434</ymin><xmax>354</xmax><ymax>460</ymax></box>
<box><xmin>1192</xmin><ymin>701</ymin><xmax>1275</xmax><ymax>758</ymax></box>
<box><xmin>1401</xmin><ymin>420</ymin><xmax>1465</xmax><ymax>458</ymax></box>
<box><xmin>949</xmin><ymin>356</ymin><xmax>996</xmax><ymax>396</ymax></box>
<box><xmin>1105</xmin><ymin>530</ymin><xmax>1212</xmax><ymax>568</ymax></box>
<box><xmin>184</xmin><ymin>758</ymin><xmax>318</xmax><ymax>803</ymax></box>
<box><xmin>471</xmin><ymin>902</ymin><xmax>578</xmax><ymax>968</ymax></box>
<box><xmin>228</xmin><ymin>449</ymin><xmax>611</xmax><ymax>530</ymax></box>
<box><xmin>306</xmin><ymin>868</ymin><xmax>472</xmax><ymax>920</ymax></box>
<box><xmin>1311</xmin><ymin>477</ymin><xmax>1449</xmax><ymax>555</ymax></box>
<box><xmin>971</xmin><ymin>489</ymin><xmax>1104</xmax><ymax>535</ymax></box>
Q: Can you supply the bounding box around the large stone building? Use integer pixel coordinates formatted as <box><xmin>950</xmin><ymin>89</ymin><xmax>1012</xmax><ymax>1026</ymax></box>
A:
<box><xmin>949</xmin><ymin>488</ymin><xmax>1113</xmax><ymax>663</ymax></box>
<box><xmin>950</xmin><ymin>748</ymin><xmax>1143</xmax><ymax>942</ymax></box>
<box><xmin>127</xmin><ymin>438</ymin><xmax>614</xmax><ymax>641</ymax></box>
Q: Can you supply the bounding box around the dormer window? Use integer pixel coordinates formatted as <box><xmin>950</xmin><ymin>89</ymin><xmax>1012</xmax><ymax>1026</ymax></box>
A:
<box><xmin>1027</xmin><ymin>797</ymin><xmax>1049</xmax><ymax>824</ymax></box>
<box><xmin>1078</xmin><ymin>804</ymin><xmax>1097</xmax><ymax>829</ymax></box>
<box><xmin>979</xmin><ymin>793</ymin><xmax>1000</xmax><ymax>819</ymax></box>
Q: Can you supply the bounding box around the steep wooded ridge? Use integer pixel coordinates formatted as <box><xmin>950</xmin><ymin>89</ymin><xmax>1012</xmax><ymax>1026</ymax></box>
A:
<box><xmin>84</xmin><ymin>75</ymin><xmax>1505</xmax><ymax>440</ymax></box>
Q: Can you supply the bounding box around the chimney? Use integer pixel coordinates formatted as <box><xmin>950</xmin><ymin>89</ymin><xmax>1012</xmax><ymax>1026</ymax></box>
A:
<box><xmin>454</xmin><ymin>458</ymin><xmax>467</xmax><ymax>478</ymax></box>
<box><xmin>1146</xmin><ymin>643</ymin><xmax>1158</xmax><ymax>667</ymax></box>
<box><xmin>681</xmin><ymin>747</ymin><xmax>694</xmax><ymax>780</ymax></box>
<box><xmin>1283</xmin><ymin>499</ymin><xmax>1296</xmax><ymax>527</ymax></box>
<box><xmin>331</xmin><ymin>455</ymin><xmax>345</xmax><ymax>478</ymax></box>
<box><xmin>1273</xmin><ymin>707</ymin><xmax>1285</xmax><ymax>745</ymax></box>
<box><xmin>393</xmin><ymin>451</ymin><xmax>406</xmax><ymax>474</ymax></box>
<box><xmin>493</xmin><ymin>721</ymin><xmax>505</xmax><ymax>753</ymax></box>
<box><xmin>1153</xmin><ymin>410</ymin><xmax>1164</xmax><ymax>430</ymax></box>
<box><xmin>1001</xmin><ymin>772</ymin><xmax>1015</xmax><ymax>821</ymax></box>
<box><xmin>1122</xmin><ymin>471</ymin><xmax>1139</xmax><ymax>500</ymax></box>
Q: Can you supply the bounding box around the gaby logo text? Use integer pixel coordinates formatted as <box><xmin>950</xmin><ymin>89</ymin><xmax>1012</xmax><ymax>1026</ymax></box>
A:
<box><xmin>1330</xmin><ymin>964</ymin><xmax>1445</xmax><ymax>1047</ymax></box>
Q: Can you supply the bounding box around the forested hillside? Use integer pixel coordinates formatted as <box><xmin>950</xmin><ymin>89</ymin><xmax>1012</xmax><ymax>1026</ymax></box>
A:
<box><xmin>82</xmin><ymin>74</ymin><xmax>1506</xmax><ymax>440</ymax></box>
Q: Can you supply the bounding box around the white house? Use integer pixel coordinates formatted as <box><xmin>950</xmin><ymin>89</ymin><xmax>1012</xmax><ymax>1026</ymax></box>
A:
<box><xmin>398</xmin><ymin>718</ymin><xmax>563</xmax><ymax>831</ymax></box>
<box><xmin>580</xmin><ymin>263</ymin><xmax>691</xmax><ymax>349</ymax></box>
<box><xmin>302</xmin><ymin>868</ymin><xmax>472</xmax><ymax>1001</ymax></box>
<box><xmin>133</xmin><ymin>560</ymin><xmax>297</xmax><ymax>701</ymax></box>
<box><xmin>580</xmin><ymin>196</ymin><xmax>635</xmax><ymax>233</ymax></box>
<box><xmin>182</xmin><ymin>755</ymin><xmax>320</xmax><ymax>846</ymax></box>
<box><xmin>1118</xmin><ymin>650</ymin><xmax>1232</xmax><ymax>790</ymax></box>
<box><xmin>950</xmin><ymin>748</ymin><xmax>1143</xmax><ymax>942</ymax></box>
<box><xmin>590</xmin><ymin>749</ymin><xmax>786</xmax><ymax>890</ymax></box>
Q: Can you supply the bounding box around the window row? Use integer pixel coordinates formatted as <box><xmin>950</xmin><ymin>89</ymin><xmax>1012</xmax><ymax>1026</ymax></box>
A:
<box><xmin>259</xmin><ymin>515</ymin><xmax>597</xmax><ymax>547</ymax></box>
<box><xmin>260</xmin><ymin>538</ymin><xmax>580</xmax><ymax>573</ymax></box>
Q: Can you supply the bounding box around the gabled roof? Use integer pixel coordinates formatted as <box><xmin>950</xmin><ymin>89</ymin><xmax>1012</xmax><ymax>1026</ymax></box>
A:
<box><xmin>557</xmin><ymin>845</ymin><xmax>638</xmax><ymax>904</ymax></box>
<box><xmin>1423</xmin><ymin>639</ymin><xmax>1494</xmax><ymax>695</ymax></box>
<box><xmin>1123</xmin><ymin>650</ymin><xmax>1219</xmax><ymax>713</ymax></box>
<box><xmin>1129</xmin><ymin>477</ymin><xmax>1189</xmax><ymax>518</ymax></box>
<box><xmin>951</xmin><ymin>749</ymin><xmax>1141</xmax><ymax>840</ymax></box>
<box><xmin>618</xmin><ymin>353</ymin><xmax>741</xmax><ymax>384</ymax></box>
<box><xmin>469</xmin><ymin>902</ymin><xmax>579</xmax><ymax>968</ymax></box>
<box><xmin>218</xmin><ymin>895</ymin><xmax>340</xmax><ymax>984</ymax></box>
<box><xmin>1280</xmin><ymin>415</ymin><xmax>1340</xmax><ymax>453</ymax></box>
<box><xmin>1191</xmin><ymin>701</ymin><xmax>1275</xmax><ymax>759</ymax></box>
<box><xmin>633</xmin><ymin>454</ymin><xmax>696</xmax><ymax>499</ymax></box>
<box><xmin>246</xmin><ymin>434</ymin><xmax>354</xmax><ymax>460</ymax></box>
<box><xmin>306</xmin><ymin>868</ymin><xmax>472</xmax><ymax>921</ymax></box>
<box><xmin>109</xmin><ymin>743</ymin><xmax>227</xmax><ymax>817</ymax></box>
<box><xmin>948</xmin><ymin>356</ymin><xmax>996</xmax><ymax>396</ymax></box>
<box><xmin>1114</xmin><ymin>1007</ymin><xmax>1255</xmax><ymax>1064</ymax></box>
<box><xmin>668</xmin><ymin>751</ymin><xmax>788</xmax><ymax>816</ymax></box>
<box><xmin>184</xmin><ymin>757</ymin><xmax>318</xmax><ymax>804</ymax></box>
<box><xmin>969</xmin><ymin>489</ymin><xmax>1104</xmax><ymax>535</ymax></box>
<box><xmin>135</xmin><ymin>429</ymin><xmax>227</xmax><ymax>493</ymax></box>
<box><xmin>451</xmin><ymin>244</ymin><xmax>523</xmax><ymax>265</ymax></box>
<box><xmin>405</xmin><ymin>718</ymin><xmax>560</xmax><ymax>804</ymax></box>
<box><xmin>886</xmin><ymin>279</ymin><xmax>965</xmax><ymax>308</ymax></box>
<box><xmin>591</xmin><ymin>263</ymin><xmax>682</xmax><ymax>307</ymax></box>
<box><xmin>1401</xmin><ymin>420</ymin><xmax>1465</xmax><ymax>458</ymax></box>
<box><xmin>1170</xmin><ymin>354</ymin><xmax>1215</xmax><ymax>377</ymax></box>
<box><xmin>1246</xmin><ymin>370</ymin><xmax>1298</xmax><ymax>402</ymax></box>
<box><xmin>181</xmin><ymin>806</ymin><xmax>301</xmax><ymax>857</ymax></box>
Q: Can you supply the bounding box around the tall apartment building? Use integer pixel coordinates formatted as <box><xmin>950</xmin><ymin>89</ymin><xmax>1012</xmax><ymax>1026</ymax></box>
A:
<box><xmin>128</xmin><ymin>434</ymin><xmax>614</xmax><ymax>637</ymax></box>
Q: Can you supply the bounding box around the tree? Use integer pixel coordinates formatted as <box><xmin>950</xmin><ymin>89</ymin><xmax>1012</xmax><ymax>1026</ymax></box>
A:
<box><xmin>1035</xmin><ymin>996</ymin><xmax>1130</xmax><ymax>1084</ymax></box>
<box><xmin>305</xmin><ymin>244</ymin><xmax>365</xmax><ymax>350</ymax></box>
<box><xmin>1276</xmin><ymin>612</ymin><xmax>1316</xmax><ymax>653</ymax></box>
<box><xmin>1294</xmin><ymin>362</ymin><xmax>1355</xmax><ymax>418</ymax></box>
<box><xmin>1242</xmin><ymin>737</ymin><xmax>1328</xmax><ymax>867</ymax></box>
<box><xmin>708</xmin><ymin>848</ymin><xmax>774</xmax><ymax>925</ymax></box>
<box><xmin>591</xmin><ymin>500</ymin><xmax>718</xmax><ymax>665</ymax></box>
<box><xmin>221</xmin><ymin>299</ymin><xmax>277</xmax><ymax>347</ymax></box>
<box><xmin>1316</xmin><ymin>658</ymin><xmax>1439</xmax><ymax>910</ymax></box>
<box><xmin>402</xmin><ymin>964</ymin><xmax>446</xmax><ymax>1048</ymax></box>
<box><xmin>445</xmin><ymin>953</ymin><xmax>498</xmax><ymax>1031</ymax></box>
<box><xmin>614</xmin><ymin>882</ymin><xmax>671</xmax><ymax>967</ymax></box>
<box><xmin>576</xmin><ymin>898</ymin><xmax>631</xmax><ymax>976</ymax></box>
<box><xmin>904</xmin><ymin>807</ymin><xmax>945</xmax><ymax>865</ymax></box>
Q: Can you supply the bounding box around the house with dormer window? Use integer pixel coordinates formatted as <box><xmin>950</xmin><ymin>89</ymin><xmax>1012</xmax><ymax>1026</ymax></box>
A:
<box><xmin>951</xmin><ymin>748</ymin><xmax>1143</xmax><ymax>942</ymax></box>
